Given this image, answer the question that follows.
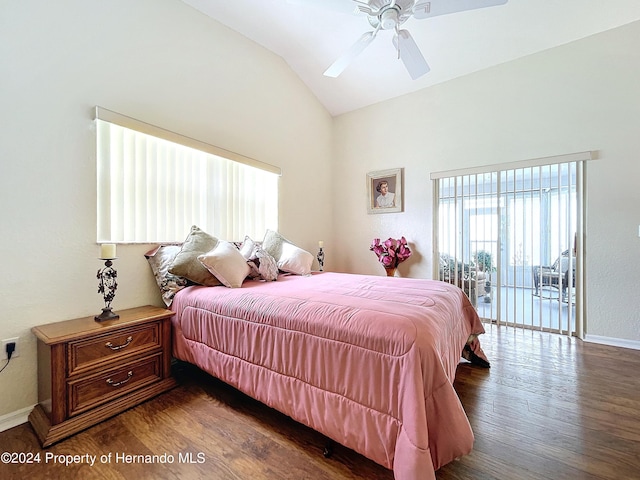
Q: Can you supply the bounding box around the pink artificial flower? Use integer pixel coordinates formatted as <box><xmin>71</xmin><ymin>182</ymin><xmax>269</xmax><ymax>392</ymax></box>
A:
<box><xmin>381</xmin><ymin>254</ymin><xmax>395</xmax><ymax>267</ymax></box>
<box><xmin>369</xmin><ymin>236</ymin><xmax>412</xmax><ymax>268</ymax></box>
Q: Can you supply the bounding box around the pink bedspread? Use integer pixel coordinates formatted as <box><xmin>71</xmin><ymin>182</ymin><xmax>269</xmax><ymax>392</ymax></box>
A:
<box><xmin>170</xmin><ymin>272</ymin><xmax>487</xmax><ymax>479</ymax></box>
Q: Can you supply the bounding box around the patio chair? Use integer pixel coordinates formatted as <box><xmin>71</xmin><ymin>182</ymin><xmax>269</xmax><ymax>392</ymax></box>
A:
<box><xmin>439</xmin><ymin>254</ymin><xmax>486</xmax><ymax>306</ymax></box>
<box><xmin>532</xmin><ymin>249</ymin><xmax>575</xmax><ymax>302</ymax></box>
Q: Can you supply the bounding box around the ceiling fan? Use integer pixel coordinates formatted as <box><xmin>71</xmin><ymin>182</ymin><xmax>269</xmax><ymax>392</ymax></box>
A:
<box><xmin>292</xmin><ymin>0</ymin><xmax>509</xmax><ymax>80</ymax></box>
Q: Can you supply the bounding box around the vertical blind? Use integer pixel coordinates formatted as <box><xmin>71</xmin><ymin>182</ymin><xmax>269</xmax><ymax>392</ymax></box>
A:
<box><xmin>432</xmin><ymin>152</ymin><xmax>590</xmax><ymax>337</ymax></box>
<box><xmin>96</xmin><ymin>110</ymin><xmax>279</xmax><ymax>243</ymax></box>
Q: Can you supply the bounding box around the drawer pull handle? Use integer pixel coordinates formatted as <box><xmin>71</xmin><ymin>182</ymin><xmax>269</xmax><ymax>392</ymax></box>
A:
<box><xmin>106</xmin><ymin>370</ymin><xmax>133</xmax><ymax>387</ymax></box>
<box><xmin>105</xmin><ymin>336</ymin><xmax>133</xmax><ymax>351</ymax></box>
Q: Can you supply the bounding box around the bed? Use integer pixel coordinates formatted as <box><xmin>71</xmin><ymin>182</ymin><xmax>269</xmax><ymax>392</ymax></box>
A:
<box><xmin>169</xmin><ymin>271</ymin><xmax>489</xmax><ymax>480</ymax></box>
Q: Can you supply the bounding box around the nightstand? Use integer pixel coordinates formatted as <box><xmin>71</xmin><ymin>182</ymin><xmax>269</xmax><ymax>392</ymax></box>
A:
<box><xmin>29</xmin><ymin>305</ymin><xmax>177</xmax><ymax>447</ymax></box>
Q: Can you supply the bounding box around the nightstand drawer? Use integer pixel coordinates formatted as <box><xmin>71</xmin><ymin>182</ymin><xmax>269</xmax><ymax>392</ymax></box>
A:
<box><xmin>67</xmin><ymin>353</ymin><xmax>162</xmax><ymax>417</ymax></box>
<box><xmin>68</xmin><ymin>323</ymin><xmax>160</xmax><ymax>375</ymax></box>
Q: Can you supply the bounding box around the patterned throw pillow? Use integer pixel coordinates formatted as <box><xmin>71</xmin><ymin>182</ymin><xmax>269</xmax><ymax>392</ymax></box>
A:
<box><xmin>144</xmin><ymin>245</ymin><xmax>188</xmax><ymax>306</ymax></box>
<box><xmin>239</xmin><ymin>235</ymin><xmax>278</xmax><ymax>281</ymax></box>
<box><xmin>248</xmin><ymin>246</ymin><xmax>279</xmax><ymax>281</ymax></box>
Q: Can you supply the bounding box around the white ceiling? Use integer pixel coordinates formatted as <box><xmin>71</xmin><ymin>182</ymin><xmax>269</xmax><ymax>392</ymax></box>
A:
<box><xmin>181</xmin><ymin>0</ymin><xmax>640</xmax><ymax>116</ymax></box>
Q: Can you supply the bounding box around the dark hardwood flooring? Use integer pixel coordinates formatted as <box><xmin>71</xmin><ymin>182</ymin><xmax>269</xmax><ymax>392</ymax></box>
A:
<box><xmin>1</xmin><ymin>324</ymin><xmax>639</xmax><ymax>480</ymax></box>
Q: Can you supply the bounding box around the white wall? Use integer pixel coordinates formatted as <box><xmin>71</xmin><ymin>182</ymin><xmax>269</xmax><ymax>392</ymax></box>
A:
<box><xmin>2</xmin><ymin>0</ymin><xmax>639</xmax><ymax>425</ymax></box>
<box><xmin>0</xmin><ymin>0</ymin><xmax>333</xmax><ymax>419</ymax></box>
<box><xmin>331</xmin><ymin>21</ymin><xmax>640</xmax><ymax>343</ymax></box>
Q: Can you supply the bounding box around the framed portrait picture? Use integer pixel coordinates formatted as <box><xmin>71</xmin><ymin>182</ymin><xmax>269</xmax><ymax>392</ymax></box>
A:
<box><xmin>367</xmin><ymin>168</ymin><xmax>403</xmax><ymax>214</ymax></box>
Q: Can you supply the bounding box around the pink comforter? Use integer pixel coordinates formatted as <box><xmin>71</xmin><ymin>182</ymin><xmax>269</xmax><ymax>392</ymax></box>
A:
<box><xmin>171</xmin><ymin>272</ymin><xmax>487</xmax><ymax>479</ymax></box>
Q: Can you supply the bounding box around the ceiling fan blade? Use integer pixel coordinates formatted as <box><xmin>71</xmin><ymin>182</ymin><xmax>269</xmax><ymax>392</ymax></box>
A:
<box><xmin>324</xmin><ymin>31</ymin><xmax>377</xmax><ymax>78</ymax></box>
<box><xmin>413</xmin><ymin>0</ymin><xmax>508</xmax><ymax>20</ymax></box>
<box><xmin>393</xmin><ymin>30</ymin><xmax>430</xmax><ymax>80</ymax></box>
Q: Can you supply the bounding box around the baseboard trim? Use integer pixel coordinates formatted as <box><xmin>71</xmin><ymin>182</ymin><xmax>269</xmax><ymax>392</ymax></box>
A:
<box><xmin>0</xmin><ymin>405</ymin><xmax>34</xmax><ymax>433</ymax></box>
<box><xmin>583</xmin><ymin>334</ymin><xmax>640</xmax><ymax>351</ymax></box>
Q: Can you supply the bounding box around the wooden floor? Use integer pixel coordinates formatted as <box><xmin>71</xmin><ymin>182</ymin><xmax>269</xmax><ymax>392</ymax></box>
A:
<box><xmin>1</xmin><ymin>324</ymin><xmax>639</xmax><ymax>480</ymax></box>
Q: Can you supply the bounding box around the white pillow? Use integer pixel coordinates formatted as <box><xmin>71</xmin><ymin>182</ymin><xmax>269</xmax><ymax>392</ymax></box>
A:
<box><xmin>198</xmin><ymin>241</ymin><xmax>251</xmax><ymax>288</ymax></box>
<box><xmin>277</xmin><ymin>242</ymin><xmax>313</xmax><ymax>276</ymax></box>
<box><xmin>240</xmin><ymin>235</ymin><xmax>257</xmax><ymax>260</ymax></box>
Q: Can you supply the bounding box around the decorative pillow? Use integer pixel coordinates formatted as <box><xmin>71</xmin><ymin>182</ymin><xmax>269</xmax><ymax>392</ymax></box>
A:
<box><xmin>198</xmin><ymin>240</ymin><xmax>251</xmax><ymax>288</ymax></box>
<box><xmin>261</xmin><ymin>229</ymin><xmax>294</xmax><ymax>262</ymax></box>
<box><xmin>144</xmin><ymin>245</ymin><xmax>188</xmax><ymax>306</ymax></box>
<box><xmin>277</xmin><ymin>242</ymin><xmax>314</xmax><ymax>276</ymax></box>
<box><xmin>168</xmin><ymin>225</ymin><xmax>222</xmax><ymax>286</ymax></box>
<box><xmin>240</xmin><ymin>235</ymin><xmax>257</xmax><ymax>260</ymax></box>
<box><xmin>247</xmin><ymin>245</ymin><xmax>279</xmax><ymax>281</ymax></box>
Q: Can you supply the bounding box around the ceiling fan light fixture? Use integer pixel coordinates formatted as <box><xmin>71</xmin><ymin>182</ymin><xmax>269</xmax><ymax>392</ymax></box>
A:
<box><xmin>380</xmin><ymin>8</ymin><xmax>399</xmax><ymax>30</ymax></box>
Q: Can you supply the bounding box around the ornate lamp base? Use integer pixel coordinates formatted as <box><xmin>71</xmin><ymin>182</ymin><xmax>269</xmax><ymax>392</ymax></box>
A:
<box><xmin>95</xmin><ymin>307</ymin><xmax>120</xmax><ymax>322</ymax></box>
<box><xmin>317</xmin><ymin>247</ymin><xmax>325</xmax><ymax>272</ymax></box>
<box><xmin>96</xmin><ymin>258</ymin><xmax>119</xmax><ymax>322</ymax></box>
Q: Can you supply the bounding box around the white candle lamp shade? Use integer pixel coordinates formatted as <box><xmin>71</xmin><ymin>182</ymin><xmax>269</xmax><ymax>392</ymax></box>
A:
<box><xmin>100</xmin><ymin>243</ymin><xmax>117</xmax><ymax>260</ymax></box>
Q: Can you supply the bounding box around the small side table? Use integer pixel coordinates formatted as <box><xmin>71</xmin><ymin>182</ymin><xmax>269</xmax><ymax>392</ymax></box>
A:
<box><xmin>29</xmin><ymin>305</ymin><xmax>177</xmax><ymax>447</ymax></box>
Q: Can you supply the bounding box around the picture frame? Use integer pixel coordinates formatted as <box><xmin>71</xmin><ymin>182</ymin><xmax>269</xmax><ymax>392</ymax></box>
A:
<box><xmin>367</xmin><ymin>168</ymin><xmax>403</xmax><ymax>214</ymax></box>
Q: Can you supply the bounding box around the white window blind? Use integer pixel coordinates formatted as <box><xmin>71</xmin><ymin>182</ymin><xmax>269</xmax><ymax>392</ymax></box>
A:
<box><xmin>96</xmin><ymin>108</ymin><xmax>279</xmax><ymax>243</ymax></box>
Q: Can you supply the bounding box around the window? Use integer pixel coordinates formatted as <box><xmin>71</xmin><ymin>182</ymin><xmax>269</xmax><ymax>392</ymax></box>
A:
<box><xmin>96</xmin><ymin>107</ymin><xmax>280</xmax><ymax>243</ymax></box>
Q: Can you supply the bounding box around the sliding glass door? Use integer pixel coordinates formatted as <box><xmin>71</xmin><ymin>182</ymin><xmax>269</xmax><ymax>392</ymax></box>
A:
<box><xmin>433</xmin><ymin>155</ymin><xmax>587</xmax><ymax>336</ymax></box>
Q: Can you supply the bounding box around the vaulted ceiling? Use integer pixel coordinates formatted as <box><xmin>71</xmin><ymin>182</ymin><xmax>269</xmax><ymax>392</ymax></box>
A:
<box><xmin>182</xmin><ymin>0</ymin><xmax>640</xmax><ymax>116</ymax></box>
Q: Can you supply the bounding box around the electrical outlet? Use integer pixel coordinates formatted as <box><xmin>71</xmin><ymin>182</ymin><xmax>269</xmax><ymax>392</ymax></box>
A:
<box><xmin>1</xmin><ymin>337</ymin><xmax>19</xmax><ymax>361</ymax></box>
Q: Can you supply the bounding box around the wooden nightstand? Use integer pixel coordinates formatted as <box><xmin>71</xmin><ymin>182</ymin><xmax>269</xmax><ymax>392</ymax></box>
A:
<box><xmin>29</xmin><ymin>305</ymin><xmax>177</xmax><ymax>447</ymax></box>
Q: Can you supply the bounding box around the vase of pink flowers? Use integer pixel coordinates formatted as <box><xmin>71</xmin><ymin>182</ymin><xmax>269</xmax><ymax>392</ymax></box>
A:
<box><xmin>370</xmin><ymin>237</ymin><xmax>412</xmax><ymax>276</ymax></box>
